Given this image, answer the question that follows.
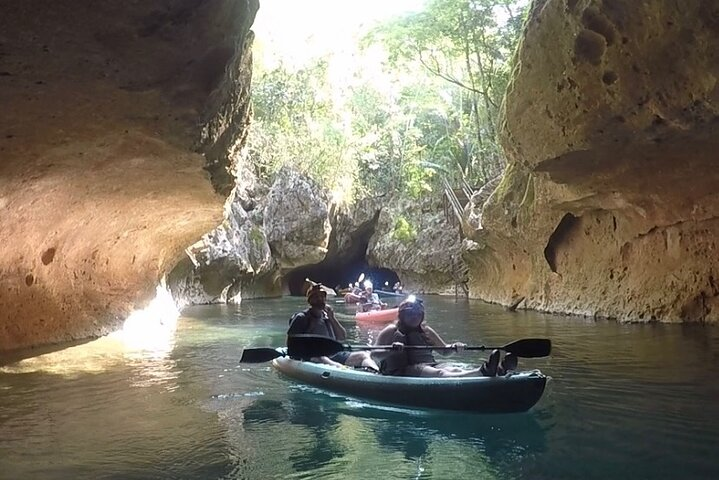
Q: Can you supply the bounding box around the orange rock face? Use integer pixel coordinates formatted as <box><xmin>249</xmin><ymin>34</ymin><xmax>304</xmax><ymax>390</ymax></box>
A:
<box><xmin>0</xmin><ymin>0</ymin><xmax>258</xmax><ymax>350</ymax></box>
<box><xmin>464</xmin><ymin>0</ymin><xmax>719</xmax><ymax>322</ymax></box>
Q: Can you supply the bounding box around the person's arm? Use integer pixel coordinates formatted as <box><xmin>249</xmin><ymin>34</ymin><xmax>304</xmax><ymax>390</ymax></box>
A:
<box><xmin>422</xmin><ymin>325</ymin><xmax>448</xmax><ymax>347</ymax></box>
<box><xmin>324</xmin><ymin>305</ymin><xmax>347</xmax><ymax>341</ymax></box>
<box><xmin>422</xmin><ymin>325</ymin><xmax>466</xmax><ymax>356</ymax></box>
<box><xmin>372</xmin><ymin>325</ymin><xmax>402</xmax><ymax>361</ymax></box>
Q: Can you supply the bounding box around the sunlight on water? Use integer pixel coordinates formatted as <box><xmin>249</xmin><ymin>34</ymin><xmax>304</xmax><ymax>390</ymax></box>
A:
<box><xmin>0</xmin><ymin>284</ymin><xmax>179</xmax><ymax>377</ymax></box>
<box><xmin>109</xmin><ymin>283</ymin><xmax>179</xmax><ymax>357</ymax></box>
<box><xmin>1</xmin><ymin>297</ymin><xmax>718</xmax><ymax>480</ymax></box>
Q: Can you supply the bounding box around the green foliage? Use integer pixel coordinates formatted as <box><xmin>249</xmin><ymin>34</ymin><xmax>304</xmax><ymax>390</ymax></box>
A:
<box><xmin>368</xmin><ymin>0</ymin><xmax>528</xmax><ymax>186</ymax></box>
<box><xmin>247</xmin><ymin>0</ymin><xmax>529</xmax><ymax>203</ymax></box>
<box><xmin>246</xmin><ymin>60</ymin><xmax>356</xmax><ymax>195</ymax></box>
<box><xmin>248</xmin><ymin>226</ymin><xmax>265</xmax><ymax>249</ymax></box>
<box><xmin>392</xmin><ymin>216</ymin><xmax>417</xmax><ymax>243</ymax></box>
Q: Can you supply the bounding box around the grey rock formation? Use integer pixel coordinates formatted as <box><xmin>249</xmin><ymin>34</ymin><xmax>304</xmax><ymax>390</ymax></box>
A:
<box><xmin>169</xmin><ymin>188</ymin><xmax>277</xmax><ymax>305</ymax></box>
<box><xmin>369</xmin><ymin>197</ymin><xmax>467</xmax><ymax>295</ymax></box>
<box><xmin>263</xmin><ymin>168</ymin><xmax>332</xmax><ymax>269</ymax></box>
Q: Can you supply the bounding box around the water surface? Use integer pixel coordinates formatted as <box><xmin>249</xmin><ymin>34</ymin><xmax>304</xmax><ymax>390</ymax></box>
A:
<box><xmin>1</xmin><ymin>296</ymin><xmax>718</xmax><ymax>479</ymax></box>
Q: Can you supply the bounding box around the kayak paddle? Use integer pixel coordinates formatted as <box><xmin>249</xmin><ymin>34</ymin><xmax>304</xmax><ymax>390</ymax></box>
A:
<box><xmin>305</xmin><ymin>278</ymin><xmax>336</xmax><ymax>297</ymax></box>
<box><xmin>376</xmin><ymin>290</ymin><xmax>406</xmax><ymax>297</ymax></box>
<box><xmin>287</xmin><ymin>334</ymin><xmax>551</xmax><ymax>359</ymax></box>
<box><xmin>240</xmin><ymin>346</ymin><xmax>287</xmax><ymax>363</ymax></box>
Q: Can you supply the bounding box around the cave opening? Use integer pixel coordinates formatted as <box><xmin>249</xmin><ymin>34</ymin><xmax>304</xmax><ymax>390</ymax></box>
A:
<box><xmin>285</xmin><ymin>211</ymin><xmax>400</xmax><ymax>296</ymax></box>
<box><xmin>286</xmin><ymin>263</ymin><xmax>400</xmax><ymax>297</ymax></box>
<box><xmin>544</xmin><ymin>213</ymin><xmax>580</xmax><ymax>273</ymax></box>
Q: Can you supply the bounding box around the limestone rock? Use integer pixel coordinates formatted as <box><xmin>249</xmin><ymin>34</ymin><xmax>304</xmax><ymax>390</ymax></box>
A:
<box><xmin>263</xmin><ymin>169</ymin><xmax>332</xmax><ymax>269</ymax></box>
<box><xmin>329</xmin><ymin>197</ymin><xmax>383</xmax><ymax>259</ymax></box>
<box><xmin>463</xmin><ymin>175</ymin><xmax>502</xmax><ymax>234</ymax></box>
<box><xmin>168</xmin><ymin>187</ymin><xmax>276</xmax><ymax>304</ymax></box>
<box><xmin>369</xmin><ymin>197</ymin><xmax>467</xmax><ymax>295</ymax></box>
<box><xmin>0</xmin><ymin>0</ymin><xmax>258</xmax><ymax>350</ymax></box>
<box><xmin>465</xmin><ymin>0</ymin><xmax>719</xmax><ymax>322</ymax></box>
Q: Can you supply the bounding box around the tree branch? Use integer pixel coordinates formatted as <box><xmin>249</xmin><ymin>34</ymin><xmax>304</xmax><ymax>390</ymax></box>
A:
<box><xmin>416</xmin><ymin>49</ymin><xmax>484</xmax><ymax>94</ymax></box>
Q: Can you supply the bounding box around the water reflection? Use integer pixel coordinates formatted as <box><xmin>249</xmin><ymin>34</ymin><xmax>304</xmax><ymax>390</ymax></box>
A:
<box><xmin>3</xmin><ymin>297</ymin><xmax>719</xmax><ymax>479</ymax></box>
<box><xmin>0</xmin><ymin>284</ymin><xmax>179</xmax><ymax>379</ymax></box>
<box><xmin>350</xmin><ymin>404</ymin><xmax>546</xmax><ymax>460</ymax></box>
<box><xmin>242</xmin><ymin>395</ymin><xmax>347</xmax><ymax>474</ymax></box>
<box><xmin>241</xmin><ymin>388</ymin><xmax>547</xmax><ymax>479</ymax></box>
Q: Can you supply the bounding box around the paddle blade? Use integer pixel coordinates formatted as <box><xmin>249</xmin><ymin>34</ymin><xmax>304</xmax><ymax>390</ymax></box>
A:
<box><xmin>240</xmin><ymin>347</ymin><xmax>286</xmax><ymax>363</ymax></box>
<box><xmin>287</xmin><ymin>334</ymin><xmax>345</xmax><ymax>359</ymax></box>
<box><xmin>503</xmin><ymin>338</ymin><xmax>551</xmax><ymax>358</ymax></box>
<box><xmin>305</xmin><ymin>278</ymin><xmax>337</xmax><ymax>297</ymax></box>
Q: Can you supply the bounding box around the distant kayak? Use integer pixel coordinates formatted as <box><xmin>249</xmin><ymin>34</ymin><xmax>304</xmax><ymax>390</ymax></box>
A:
<box><xmin>355</xmin><ymin>307</ymin><xmax>399</xmax><ymax>324</ymax></box>
<box><xmin>272</xmin><ymin>357</ymin><xmax>547</xmax><ymax>413</ymax></box>
<box><xmin>344</xmin><ymin>292</ymin><xmax>362</xmax><ymax>304</ymax></box>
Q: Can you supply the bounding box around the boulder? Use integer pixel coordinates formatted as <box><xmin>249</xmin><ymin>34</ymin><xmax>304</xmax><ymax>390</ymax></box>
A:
<box><xmin>263</xmin><ymin>168</ymin><xmax>332</xmax><ymax>269</ymax></box>
<box><xmin>369</xmin><ymin>197</ymin><xmax>467</xmax><ymax>295</ymax></box>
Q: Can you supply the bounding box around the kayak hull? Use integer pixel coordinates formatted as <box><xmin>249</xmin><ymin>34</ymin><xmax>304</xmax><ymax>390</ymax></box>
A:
<box><xmin>355</xmin><ymin>307</ymin><xmax>398</xmax><ymax>324</ymax></box>
<box><xmin>272</xmin><ymin>357</ymin><xmax>547</xmax><ymax>413</ymax></box>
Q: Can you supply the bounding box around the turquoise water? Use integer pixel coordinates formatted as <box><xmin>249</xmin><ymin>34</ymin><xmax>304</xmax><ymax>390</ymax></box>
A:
<box><xmin>1</xmin><ymin>296</ymin><xmax>718</xmax><ymax>479</ymax></box>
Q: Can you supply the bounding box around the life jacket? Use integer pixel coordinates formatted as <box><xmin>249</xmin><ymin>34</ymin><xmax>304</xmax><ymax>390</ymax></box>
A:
<box><xmin>358</xmin><ymin>292</ymin><xmax>381</xmax><ymax>312</ymax></box>
<box><xmin>288</xmin><ymin>309</ymin><xmax>335</xmax><ymax>340</ymax></box>
<box><xmin>379</xmin><ymin>323</ymin><xmax>435</xmax><ymax>375</ymax></box>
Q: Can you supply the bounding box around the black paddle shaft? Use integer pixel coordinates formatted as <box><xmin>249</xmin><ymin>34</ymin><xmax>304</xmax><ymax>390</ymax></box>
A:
<box><xmin>287</xmin><ymin>335</ymin><xmax>551</xmax><ymax>359</ymax></box>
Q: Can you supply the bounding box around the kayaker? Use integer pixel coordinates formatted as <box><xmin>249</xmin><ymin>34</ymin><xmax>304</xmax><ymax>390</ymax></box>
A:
<box><xmin>357</xmin><ymin>280</ymin><xmax>386</xmax><ymax>313</ymax></box>
<box><xmin>374</xmin><ymin>296</ymin><xmax>518</xmax><ymax>377</ymax></box>
<box><xmin>288</xmin><ymin>284</ymin><xmax>380</xmax><ymax>371</ymax></box>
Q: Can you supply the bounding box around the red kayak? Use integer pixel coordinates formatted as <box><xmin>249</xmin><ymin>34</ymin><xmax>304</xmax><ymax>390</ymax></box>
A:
<box><xmin>355</xmin><ymin>307</ymin><xmax>399</xmax><ymax>324</ymax></box>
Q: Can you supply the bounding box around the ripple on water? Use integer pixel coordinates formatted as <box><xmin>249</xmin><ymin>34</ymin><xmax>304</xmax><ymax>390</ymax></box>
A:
<box><xmin>1</xmin><ymin>297</ymin><xmax>718</xmax><ymax>480</ymax></box>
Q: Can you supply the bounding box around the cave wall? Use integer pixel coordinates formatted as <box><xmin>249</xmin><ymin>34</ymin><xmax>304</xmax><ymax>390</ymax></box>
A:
<box><xmin>464</xmin><ymin>0</ymin><xmax>719</xmax><ymax>322</ymax></box>
<box><xmin>283</xmin><ymin>198</ymin><xmax>384</xmax><ymax>294</ymax></box>
<box><xmin>370</xmin><ymin>196</ymin><xmax>467</xmax><ymax>295</ymax></box>
<box><xmin>0</xmin><ymin>0</ymin><xmax>259</xmax><ymax>350</ymax></box>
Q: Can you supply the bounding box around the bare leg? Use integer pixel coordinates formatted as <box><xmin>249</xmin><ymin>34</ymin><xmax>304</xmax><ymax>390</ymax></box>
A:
<box><xmin>403</xmin><ymin>364</ymin><xmax>485</xmax><ymax>378</ymax></box>
<box><xmin>345</xmin><ymin>351</ymin><xmax>380</xmax><ymax>371</ymax></box>
<box><xmin>433</xmin><ymin>363</ymin><xmax>466</xmax><ymax>373</ymax></box>
<box><xmin>311</xmin><ymin>356</ymin><xmax>344</xmax><ymax>368</ymax></box>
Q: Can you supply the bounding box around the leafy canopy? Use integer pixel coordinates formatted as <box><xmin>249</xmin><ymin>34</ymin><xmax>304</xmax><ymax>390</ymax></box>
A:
<box><xmin>246</xmin><ymin>0</ymin><xmax>529</xmax><ymax>203</ymax></box>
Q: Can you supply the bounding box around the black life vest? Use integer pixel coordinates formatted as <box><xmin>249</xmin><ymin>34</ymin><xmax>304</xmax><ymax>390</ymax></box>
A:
<box><xmin>288</xmin><ymin>309</ymin><xmax>335</xmax><ymax>340</ymax></box>
<box><xmin>379</xmin><ymin>323</ymin><xmax>435</xmax><ymax>375</ymax></box>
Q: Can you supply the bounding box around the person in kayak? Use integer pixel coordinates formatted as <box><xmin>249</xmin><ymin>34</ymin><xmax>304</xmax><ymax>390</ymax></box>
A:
<box><xmin>288</xmin><ymin>283</ymin><xmax>380</xmax><ymax>371</ymax></box>
<box><xmin>375</xmin><ymin>296</ymin><xmax>518</xmax><ymax>377</ymax></box>
<box><xmin>357</xmin><ymin>280</ymin><xmax>386</xmax><ymax>313</ymax></box>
